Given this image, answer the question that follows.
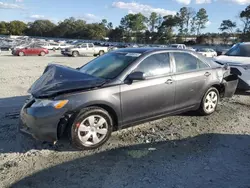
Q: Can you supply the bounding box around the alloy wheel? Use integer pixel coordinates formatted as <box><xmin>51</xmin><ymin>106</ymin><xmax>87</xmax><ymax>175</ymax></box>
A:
<box><xmin>77</xmin><ymin>115</ymin><xmax>108</xmax><ymax>146</ymax></box>
<box><xmin>204</xmin><ymin>91</ymin><xmax>218</xmax><ymax>113</ymax></box>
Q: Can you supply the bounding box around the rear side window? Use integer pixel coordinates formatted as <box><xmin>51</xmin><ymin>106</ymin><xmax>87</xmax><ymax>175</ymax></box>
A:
<box><xmin>173</xmin><ymin>52</ymin><xmax>209</xmax><ymax>73</ymax></box>
<box><xmin>88</xmin><ymin>44</ymin><xmax>94</xmax><ymax>48</ymax></box>
<box><xmin>134</xmin><ymin>53</ymin><xmax>170</xmax><ymax>77</ymax></box>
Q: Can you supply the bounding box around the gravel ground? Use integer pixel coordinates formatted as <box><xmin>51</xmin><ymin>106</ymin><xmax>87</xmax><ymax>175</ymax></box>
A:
<box><xmin>0</xmin><ymin>51</ymin><xmax>250</xmax><ymax>188</ymax></box>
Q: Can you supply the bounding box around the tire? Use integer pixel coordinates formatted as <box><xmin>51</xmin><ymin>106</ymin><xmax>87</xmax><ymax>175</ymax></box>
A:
<box><xmin>70</xmin><ymin>107</ymin><xmax>113</xmax><ymax>150</ymax></box>
<box><xmin>99</xmin><ymin>51</ymin><xmax>104</xmax><ymax>56</ymax></box>
<box><xmin>199</xmin><ymin>87</ymin><xmax>219</xmax><ymax>115</ymax></box>
<box><xmin>72</xmin><ymin>51</ymin><xmax>79</xmax><ymax>57</ymax></box>
<box><xmin>40</xmin><ymin>51</ymin><xmax>46</xmax><ymax>56</ymax></box>
<box><xmin>19</xmin><ymin>51</ymin><xmax>24</xmax><ymax>56</ymax></box>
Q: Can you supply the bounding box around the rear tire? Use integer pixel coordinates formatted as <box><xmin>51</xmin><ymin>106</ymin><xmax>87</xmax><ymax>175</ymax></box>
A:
<box><xmin>99</xmin><ymin>51</ymin><xmax>104</xmax><ymax>56</ymax></box>
<box><xmin>70</xmin><ymin>107</ymin><xmax>113</xmax><ymax>150</ymax></box>
<box><xmin>72</xmin><ymin>51</ymin><xmax>79</xmax><ymax>57</ymax></box>
<box><xmin>19</xmin><ymin>51</ymin><xmax>24</xmax><ymax>56</ymax></box>
<box><xmin>199</xmin><ymin>87</ymin><xmax>219</xmax><ymax>115</ymax></box>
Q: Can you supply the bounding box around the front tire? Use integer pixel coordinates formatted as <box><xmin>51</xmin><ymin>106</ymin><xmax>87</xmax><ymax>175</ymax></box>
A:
<box><xmin>72</xmin><ymin>51</ymin><xmax>79</xmax><ymax>57</ymax></box>
<box><xmin>40</xmin><ymin>51</ymin><xmax>45</xmax><ymax>56</ymax></box>
<box><xmin>199</xmin><ymin>87</ymin><xmax>219</xmax><ymax>115</ymax></box>
<box><xmin>70</xmin><ymin>107</ymin><xmax>113</xmax><ymax>150</ymax></box>
<box><xmin>19</xmin><ymin>51</ymin><xmax>24</xmax><ymax>56</ymax></box>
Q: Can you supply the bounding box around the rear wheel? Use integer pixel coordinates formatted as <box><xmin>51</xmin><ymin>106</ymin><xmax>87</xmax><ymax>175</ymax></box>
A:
<box><xmin>199</xmin><ymin>87</ymin><xmax>219</xmax><ymax>115</ymax></box>
<box><xmin>72</xmin><ymin>51</ymin><xmax>79</xmax><ymax>57</ymax></box>
<box><xmin>70</xmin><ymin>107</ymin><xmax>113</xmax><ymax>150</ymax></box>
<box><xmin>40</xmin><ymin>51</ymin><xmax>45</xmax><ymax>56</ymax></box>
<box><xmin>99</xmin><ymin>50</ymin><xmax>104</xmax><ymax>56</ymax></box>
<box><xmin>19</xmin><ymin>51</ymin><xmax>24</xmax><ymax>56</ymax></box>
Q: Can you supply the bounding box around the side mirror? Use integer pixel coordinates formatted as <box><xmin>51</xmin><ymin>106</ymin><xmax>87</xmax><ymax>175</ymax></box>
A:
<box><xmin>127</xmin><ymin>71</ymin><xmax>145</xmax><ymax>81</ymax></box>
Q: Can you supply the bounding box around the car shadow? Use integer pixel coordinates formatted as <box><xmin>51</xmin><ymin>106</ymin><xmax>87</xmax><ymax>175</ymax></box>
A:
<box><xmin>0</xmin><ymin>91</ymin><xmax>249</xmax><ymax>154</ymax></box>
<box><xmin>11</xmin><ymin>133</ymin><xmax>250</xmax><ymax>188</ymax></box>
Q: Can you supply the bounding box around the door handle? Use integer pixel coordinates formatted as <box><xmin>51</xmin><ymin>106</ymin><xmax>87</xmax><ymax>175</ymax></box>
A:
<box><xmin>166</xmin><ymin>79</ymin><xmax>173</xmax><ymax>84</ymax></box>
<box><xmin>204</xmin><ymin>72</ymin><xmax>211</xmax><ymax>77</ymax></box>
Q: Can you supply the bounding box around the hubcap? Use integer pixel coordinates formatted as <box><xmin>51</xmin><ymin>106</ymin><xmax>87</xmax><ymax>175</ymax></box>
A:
<box><xmin>204</xmin><ymin>91</ymin><xmax>218</xmax><ymax>113</ymax></box>
<box><xmin>77</xmin><ymin>115</ymin><xmax>108</xmax><ymax>146</ymax></box>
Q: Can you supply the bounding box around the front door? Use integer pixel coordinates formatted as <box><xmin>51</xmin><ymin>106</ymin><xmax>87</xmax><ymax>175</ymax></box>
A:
<box><xmin>87</xmin><ymin>43</ymin><xmax>95</xmax><ymax>55</ymax></box>
<box><xmin>121</xmin><ymin>52</ymin><xmax>175</xmax><ymax>125</ymax></box>
<box><xmin>172</xmin><ymin>52</ymin><xmax>211</xmax><ymax>110</ymax></box>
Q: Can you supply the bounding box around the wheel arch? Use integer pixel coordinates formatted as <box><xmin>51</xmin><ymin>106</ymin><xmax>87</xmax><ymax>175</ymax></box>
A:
<box><xmin>57</xmin><ymin>102</ymin><xmax>120</xmax><ymax>139</ymax></box>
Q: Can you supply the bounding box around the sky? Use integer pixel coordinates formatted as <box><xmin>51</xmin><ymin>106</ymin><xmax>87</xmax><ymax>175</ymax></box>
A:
<box><xmin>0</xmin><ymin>0</ymin><xmax>250</xmax><ymax>33</ymax></box>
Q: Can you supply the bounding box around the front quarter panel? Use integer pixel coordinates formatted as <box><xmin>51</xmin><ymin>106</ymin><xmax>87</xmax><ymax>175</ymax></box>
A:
<box><xmin>55</xmin><ymin>85</ymin><xmax>122</xmax><ymax>125</ymax></box>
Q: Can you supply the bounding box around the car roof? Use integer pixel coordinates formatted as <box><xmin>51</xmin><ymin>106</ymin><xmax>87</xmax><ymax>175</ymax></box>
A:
<box><xmin>114</xmin><ymin>47</ymin><xmax>193</xmax><ymax>54</ymax></box>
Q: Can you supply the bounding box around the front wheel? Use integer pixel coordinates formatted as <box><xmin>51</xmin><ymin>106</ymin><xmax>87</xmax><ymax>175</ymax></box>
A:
<box><xmin>72</xmin><ymin>51</ymin><xmax>79</xmax><ymax>57</ymax></box>
<box><xmin>40</xmin><ymin>51</ymin><xmax>45</xmax><ymax>56</ymax></box>
<box><xmin>19</xmin><ymin>51</ymin><xmax>24</xmax><ymax>56</ymax></box>
<box><xmin>70</xmin><ymin>107</ymin><xmax>113</xmax><ymax>150</ymax></box>
<box><xmin>199</xmin><ymin>87</ymin><xmax>219</xmax><ymax>115</ymax></box>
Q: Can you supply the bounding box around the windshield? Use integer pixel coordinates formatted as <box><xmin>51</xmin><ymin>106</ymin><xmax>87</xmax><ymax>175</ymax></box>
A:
<box><xmin>80</xmin><ymin>52</ymin><xmax>141</xmax><ymax>79</ymax></box>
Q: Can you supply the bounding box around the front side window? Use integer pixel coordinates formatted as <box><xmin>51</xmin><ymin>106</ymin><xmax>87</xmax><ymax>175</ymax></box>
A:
<box><xmin>80</xmin><ymin>52</ymin><xmax>140</xmax><ymax>79</ymax></box>
<box><xmin>173</xmin><ymin>52</ymin><xmax>209</xmax><ymax>73</ymax></box>
<box><xmin>81</xmin><ymin>44</ymin><xmax>87</xmax><ymax>48</ymax></box>
<box><xmin>134</xmin><ymin>53</ymin><xmax>171</xmax><ymax>77</ymax></box>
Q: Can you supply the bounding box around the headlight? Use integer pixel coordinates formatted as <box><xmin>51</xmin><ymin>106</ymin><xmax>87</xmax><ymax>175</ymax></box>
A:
<box><xmin>31</xmin><ymin>99</ymin><xmax>68</xmax><ymax>109</ymax></box>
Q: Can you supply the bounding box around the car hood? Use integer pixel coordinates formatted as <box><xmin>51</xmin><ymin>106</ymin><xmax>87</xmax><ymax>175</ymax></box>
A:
<box><xmin>215</xmin><ymin>55</ymin><xmax>250</xmax><ymax>65</ymax></box>
<box><xmin>29</xmin><ymin>64</ymin><xmax>106</xmax><ymax>98</ymax></box>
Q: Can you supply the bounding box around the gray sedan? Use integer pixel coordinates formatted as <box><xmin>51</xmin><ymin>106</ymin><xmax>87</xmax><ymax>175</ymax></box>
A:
<box><xmin>20</xmin><ymin>48</ymin><xmax>238</xmax><ymax>149</ymax></box>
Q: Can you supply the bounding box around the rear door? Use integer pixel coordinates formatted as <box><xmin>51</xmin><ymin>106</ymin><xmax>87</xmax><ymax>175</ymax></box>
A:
<box><xmin>121</xmin><ymin>52</ymin><xmax>175</xmax><ymax>125</ymax></box>
<box><xmin>172</xmin><ymin>52</ymin><xmax>211</xmax><ymax>110</ymax></box>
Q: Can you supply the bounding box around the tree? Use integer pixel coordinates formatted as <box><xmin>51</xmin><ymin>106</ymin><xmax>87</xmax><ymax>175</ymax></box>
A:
<box><xmin>240</xmin><ymin>5</ymin><xmax>250</xmax><ymax>34</ymax></box>
<box><xmin>148</xmin><ymin>12</ymin><xmax>158</xmax><ymax>32</ymax></box>
<box><xmin>219</xmin><ymin>20</ymin><xmax>236</xmax><ymax>34</ymax></box>
<box><xmin>156</xmin><ymin>15</ymin><xmax>179</xmax><ymax>43</ymax></box>
<box><xmin>107</xmin><ymin>22</ymin><xmax>113</xmax><ymax>30</ymax></box>
<box><xmin>0</xmin><ymin>21</ymin><xmax>8</xmax><ymax>35</ymax></box>
<box><xmin>26</xmin><ymin>20</ymin><xmax>56</xmax><ymax>37</ymax></box>
<box><xmin>6</xmin><ymin>21</ymin><xmax>27</xmax><ymax>35</ymax></box>
<box><xmin>177</xmin><ymin>7</ymin><xmax>195</xmax><ymax>36</ymax></box>
<box><xmin>195</xmin><ymin>8</ymin><xmax>209</xmax><ymax>35</ymax></box>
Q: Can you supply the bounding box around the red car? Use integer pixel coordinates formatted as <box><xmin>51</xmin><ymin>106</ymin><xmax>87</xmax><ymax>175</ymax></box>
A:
<box><xmin>14</xmin><ymin>45</ymin><xmax>49</xmax><ymax>56</ymax></box>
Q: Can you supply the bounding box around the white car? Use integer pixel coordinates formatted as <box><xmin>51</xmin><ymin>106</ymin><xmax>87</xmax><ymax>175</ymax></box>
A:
<box><xmin>57</xmin><ymin>43</ymin><xmax>72</xmax><ymax>50</ymax></box>
<box><xmin>169</xmin><ymin>44</ymin><xmax>187</xmax><ymax>49</ymax></box>
<box><xmin>214</xmin><ymin>43</ymin><xmax>250</xmax><ymax>90</ymax></box>
<box><xmin>197</xmin><ymin>48</ymin><xmax>217</xmax><ymax>57</ymax></box>
<box><xmin>41</xmin><ymin>43</ymin><xmax>59</xmax><ymax>50</ymax></box>
<box><xmin>62</xmin><ymin>43</ymin><xmax>109</xmax><ymax>57</ymax></box>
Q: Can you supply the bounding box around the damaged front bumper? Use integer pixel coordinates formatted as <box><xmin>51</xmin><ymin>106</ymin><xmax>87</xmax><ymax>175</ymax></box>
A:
<box><xmin>19</xmin><ymin>98</ymin><xmax>67</xmax><ymax>142</ymax></box>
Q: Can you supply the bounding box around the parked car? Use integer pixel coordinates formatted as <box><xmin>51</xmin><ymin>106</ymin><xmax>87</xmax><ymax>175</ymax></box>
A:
<box><xmin>197</xmin><ymin>48</ymin><xmax>217</xmax><ymax>57</ymax></box>
<box><xmin>214</xmin><ymin>42</ymin><xmax>250</xmax><ymax>90</ymax></box>
<box><xmin>19</xmin><ymin>48</ymin><xmax>238</xmax><ymax>149</ymax></box>
<box><xmin>169</xmin><ymin>44</ymin><xmax>187</xmax><ymax>49</ymax></box>
<box><xmin>13</xmin><ymin>44</ymin><xmax>49</xmax><ymax>56</ymax></box>
<box><xmin>41</xmin><ymin>43</ymin><xmax>60</xmax><ymax>51</ymax></box>
<box><xmin>62</xmin><ymin>43</ymin><xmax>109</xmax><ymax>57</ymax></box>
<box><xmin>57</xmin><ymin>43</ymin><xmax>72</xmax><ymax>50</ymax></box>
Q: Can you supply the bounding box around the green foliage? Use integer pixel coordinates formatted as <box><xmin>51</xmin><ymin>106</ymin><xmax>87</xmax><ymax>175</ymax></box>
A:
<box><xmin>195</xmin><ymin>8</ymin><xmax>209</xmax><ymax>35</ymax></box>
<box><xmin>219</xmin><ymin>20</ymin><xmax>236</xmax><ymax>33</ymax></box>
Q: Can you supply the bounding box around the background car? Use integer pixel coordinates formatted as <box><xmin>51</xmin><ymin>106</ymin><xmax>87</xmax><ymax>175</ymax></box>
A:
<box><xmin>62</xmin><ymin>43</ymin><xmax>109</xmax><ymax>57</ymax></box>
<box><xmin>20</xmin><ymin>48</ymin><xmax>238</xmax><ymax>150</ymax></box>
<box><xmin>197</xmin><ymin>48</ymin><xmax>217</xmax><ymax>57</ymax></box>
<box><xmin>214</xmin><ymin>42</ymin><xmax>250</xmax><ymax>90</ymax></box>
<box><xmin>14</xmin><ymin>44</ymin><xmax>49</xmax><ymax>56</ymax></box>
